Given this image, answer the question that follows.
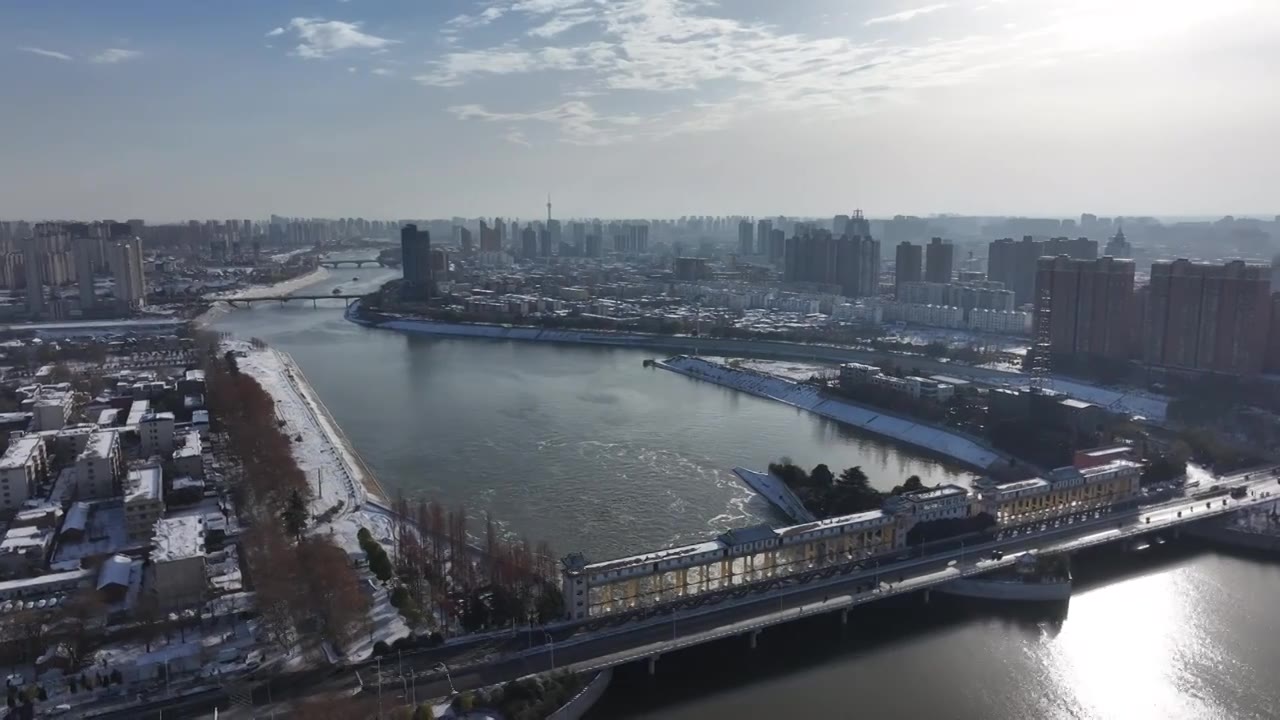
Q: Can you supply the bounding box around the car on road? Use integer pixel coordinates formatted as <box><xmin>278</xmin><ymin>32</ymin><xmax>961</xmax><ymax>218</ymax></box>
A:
<box><xmin>991</xmin><ymin>550</ymin><xmax>1004</xmax><ymax>561</ymax></box>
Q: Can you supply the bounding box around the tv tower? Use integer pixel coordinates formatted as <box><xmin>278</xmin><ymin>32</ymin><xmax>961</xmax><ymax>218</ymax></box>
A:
<box><xmin>546</xmin><ymin>193</ymin><xmax>552</xmax><ymax>224</ymax></box>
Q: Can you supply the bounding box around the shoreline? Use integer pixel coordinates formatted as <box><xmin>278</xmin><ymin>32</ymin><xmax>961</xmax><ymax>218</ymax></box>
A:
<box><xmin>206</xmin><ymin>266</ymin><xmax>331</xmax><ymax>301</ymax></box>
<box><xmin>351</xmin><ymin>314</ymin><xmax>1168</xmax><ymax>421</ymax></box>
<box><xmin>658</xmin><ymin>355</ymin><xmax>1008</xmax><ymax>473</ymax></box>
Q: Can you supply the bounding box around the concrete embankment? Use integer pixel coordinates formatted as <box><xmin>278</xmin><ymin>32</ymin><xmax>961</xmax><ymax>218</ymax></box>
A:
<box><xmin>1185</xmin><ymin>518</ymin><xmax>1280</xmax><ymax>553</ymax></box>
<box><xmin>733</xmin><ymin>467</ymin><xmax>817</xmax><ymax>524</ymax></box>
<box><xmin>547</xmin><ymin>669</ymin><xmax>613</xmax><ymax>720</ymax></box>
<box><xmin>659</xmin><ymin>355</ymin><xmax>1007</xmax><ymax>472</ymax></box>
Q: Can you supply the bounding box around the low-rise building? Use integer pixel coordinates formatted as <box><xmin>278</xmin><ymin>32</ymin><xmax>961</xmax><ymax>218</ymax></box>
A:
<box><xmin>0</xmin><ymin>525</ymin><xmax>55</xmax><ymax>579</ymax></box>
<box><xmin>172</xmin><ymin>430</ymin><xmax>203</xmax><ymax>479</ymax></box>
<box><xmin>74</xmin><ymin>430</ymin><xmax>124</xmax><ymax>501</ymax></box>
<box><xmin>967</xmin><ymin>308</ymin><xmax>1033</xmax><ymax>335</ymax></box>
<box><xmin>975</xmin><ymin>458</ymin><xmax>1141</xmax><ymax>526</ymax></box>
<box><xmin>124</xmin><ymin>462</ymin><xmax>164</xmax><ymax>543</ymax></box>
<box><xmin>28</xmin><ymin>385</ymin><xmax>74</xmax><ymax>431</ymax></box>
<box><xmin>0</xmin><ymin>435</ymin><xmax>49</xmax><ymax>513</ymax></box>
<box><xmin>839</xmin><ymin>363</ymin><xmax>955</xmax><ymax>403</ymax></box>
<box><xmin>139</xmin><ymin>411</ymin><xmax>175</xmax><ymax>458</ymax></box>
<box><xmin>884</xmin><ymin>484</ymin><xmax>975</xmax><ymax>525</ymax></box>
<box><xmin>151</xmin><ymin>516</ymin><xmax>206</xmax><ymax>609</ymax></box>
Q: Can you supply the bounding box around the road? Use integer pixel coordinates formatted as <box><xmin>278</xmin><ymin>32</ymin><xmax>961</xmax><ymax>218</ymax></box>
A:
<box><xmin>92</xmin><ymin>469</ymin><xmax>1279</xmax><ymax>719</ymax></box>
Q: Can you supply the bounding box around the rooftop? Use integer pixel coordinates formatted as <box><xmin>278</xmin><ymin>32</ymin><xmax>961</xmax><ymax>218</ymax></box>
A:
<box><xmin>97</xmin><ymin>554</ymin><xmax>133</xmax><ymax>590</ymax></box>
<box><xmin>62</xmin><ymin>502</ymin><xmax>90</xmax><ymax>534</ymax></box>
<box><xmin>777</xmin><ymin>509</ymin><xmax>891</xmax><ymax>538</ymax></box>
<box><xmin>76</xmin><ymin>430</ymin><xmax>118</xmax><ymax>463</ymax></box>
<box><xmin>582</xmin><ymin>539</ymin><xmax>723</xmax><ymax>575</ymax></box>
<box><xmin>0</xmin><ymin>436</ymin><xmax>44</xmax><ymax>470</ymax></box>
<box><xmin>125</xmin><ymin>464</ymin><xmax>163</xmax><ymax>504</ymax></box>
<box><xmin>898</xmin><ymin>484</ymin><xmax>969</xmax><ymax>503</ymax></box>
<box><xmin>989</xmin><ymin>478</ymin><xmax>1051</xmax><ymax>495</ymax></box>
<box><xmin>1079</xmin><ymin>458</ymin><xmax>1143</xmax><ymax>478</ymax></box>
<box><xmin>173</xmin><ymin>430</ymin><xmax>202</xmax><ymax>459</ymax></box>
<box><xmin>152</xmin><ymin>516</ymin><xmax>204</xmax><ymax>562</ymax></box>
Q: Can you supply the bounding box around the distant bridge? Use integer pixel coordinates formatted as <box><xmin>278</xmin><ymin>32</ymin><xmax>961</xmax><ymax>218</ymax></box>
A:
<box><xmin>318</xmin><ymin>258</ymin><xmax>395</xmax><ymax>268</ymax></box>
<box><xmin>223</xmin><ymin>294</ymin><xmax>365</xmax><ymax>307</ymax></box>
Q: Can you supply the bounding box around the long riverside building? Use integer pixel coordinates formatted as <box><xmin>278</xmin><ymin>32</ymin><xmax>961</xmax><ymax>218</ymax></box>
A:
<box><xmin>561</xmin><ymin>454</ymin><xmax>1141</xmax><ymax>621</ymax></box>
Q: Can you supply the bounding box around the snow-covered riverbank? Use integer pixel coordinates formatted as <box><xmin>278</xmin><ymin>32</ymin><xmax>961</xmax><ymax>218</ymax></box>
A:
<box><xmin>227</xmin><ymin>340</ymin><xmax>406</xmax><ymax>659</ymax></box>
<box><xmin>659</xmin><ymin>356</ymin><xmax>1007</xmax><ymax>471</ymax></box>
<box><xmin>205</xmin><ymin>266</ymin><xmax>330</xmax><ymax>301</ymax></box>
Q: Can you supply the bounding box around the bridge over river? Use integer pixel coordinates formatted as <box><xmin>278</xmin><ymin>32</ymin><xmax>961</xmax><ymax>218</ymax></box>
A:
<box><xmin>87</xmin><ymin>467</ymin><xmax>1280</xmax><ymax>719</ymax></box>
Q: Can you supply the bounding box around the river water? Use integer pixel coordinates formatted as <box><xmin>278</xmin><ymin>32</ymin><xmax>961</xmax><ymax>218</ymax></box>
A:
<box><xmin>212</xmin><ymin>262</ymin><xmax>1280</xmax><ymax>720</ymax></box>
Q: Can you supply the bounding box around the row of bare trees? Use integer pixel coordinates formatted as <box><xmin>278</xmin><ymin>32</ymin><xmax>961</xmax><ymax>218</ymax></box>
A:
<box><xmin>202</xmin><ymin>343</ymin><xmax>370</xmax><ymax>654</ymax></box>
<box><xmin>389</xmin><ymin>495</ymin><xmax>565</xmax><ymax>633</ymax></box>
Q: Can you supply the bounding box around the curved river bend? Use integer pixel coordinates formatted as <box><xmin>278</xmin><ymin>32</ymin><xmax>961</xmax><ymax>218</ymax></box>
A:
<box><xmin>212</xmin><ymin>264</ymin><xmax>1280</xmax><ymax>720</ymax></box>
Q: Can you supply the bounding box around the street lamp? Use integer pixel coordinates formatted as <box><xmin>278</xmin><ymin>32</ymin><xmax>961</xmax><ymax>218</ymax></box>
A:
<box><xmin>434</xmin><ymin>662</ymin><xmax>456</xmax><ymax>695</ymax></box>
<box><xmin>544</xmin><ymin>631</ymin><xmax>556</xmax><ymax>672</ymax></box>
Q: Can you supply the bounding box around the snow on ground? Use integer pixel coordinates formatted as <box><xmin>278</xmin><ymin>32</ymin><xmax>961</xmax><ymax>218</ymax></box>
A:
<box><xmin>721</xmin><ymin>357</ymin><xmax>836</xmax><ymax>383</ymax></box>
<box><xmin>659</xmin><ymin>356</ymin><xmax>1007</xmax><ymax>470</ymax></box>
<box><xmin>226</xmin><ymin>340</ymin><xmax>410</xmax><ymax>659</ymax></box>
<box><xmin>205</xmin><ymin>267</ymin><xmax>330</xmax><ymax>301</ymax></box>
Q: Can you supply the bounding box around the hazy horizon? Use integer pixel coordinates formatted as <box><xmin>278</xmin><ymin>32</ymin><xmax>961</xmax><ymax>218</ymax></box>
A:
<box><xmin>3</xmin><ymin>0</ymin><xmax>1278</xmax><ymax>220</ymax></box>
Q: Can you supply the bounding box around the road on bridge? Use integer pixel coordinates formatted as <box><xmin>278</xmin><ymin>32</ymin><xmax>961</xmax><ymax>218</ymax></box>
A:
<box><xmin>98</xmin><ymin>468</ymin><xmax>1278</xmax><ymax>719</ymax></box>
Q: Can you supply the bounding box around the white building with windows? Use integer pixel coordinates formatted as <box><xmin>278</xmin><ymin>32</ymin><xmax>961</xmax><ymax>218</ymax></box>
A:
<box><xmin>151</xmin><ymin>516</ymin><xmax>206</xmax><ymax>609</ymax></box>
<box><xmin>139</xmin><ymin>411</ymin><xmax>175</xmax><ymax>458</ymax></box>
<box><xmin>967</xmin><ymin>308</ymin><xmax>1033</xmax><ymax>335</ymax></box>
<box><xmin>74</xmin><ymin>430</ymin><xmax>124</xmax><ymax>501</ymax></box>
<box><xmin>885</xmin><ymin>484</ymin><xmax>975</xmax><ymax>524</ymax></box>
<box><xmin>124</xmin><ymin>462</ymin><xmax>164</xmax><ymax>543</ymax></box>
<box><xmin>31</xmin><ymin>387</ymin><xmax>74</xmax><ymax>432</ymax></box>
<box><xmin>172</xmin><ymin>430</ymin><xmax>203</xmax><ymax>480</ymax></box>
<box><xmin>0</xmin><ymin>436</ymin><xmax>48</xmax><ymax>513</ymax></box>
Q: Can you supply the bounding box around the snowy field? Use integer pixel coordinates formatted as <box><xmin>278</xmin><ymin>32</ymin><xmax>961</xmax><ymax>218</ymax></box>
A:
<box><xmin>659</xmin><ymin>356</ymin><xmax>1007</xmax><ymax>470</ymax></box>
<box><xmin>227</xmin><ymin>340</ymin><xmax>408</xmax><ymax>659</ymax></box>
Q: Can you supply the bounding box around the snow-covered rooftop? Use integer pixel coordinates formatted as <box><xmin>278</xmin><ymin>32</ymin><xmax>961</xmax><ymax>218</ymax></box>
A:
<box><xmin>173</xmin><ymin>430</ymin><xmax>201</xmax><ymax>459</ymax></box>
<box><xmin>152</xmin><ymin>516</ymin><xmax>204</xmax><ymax>562</ymax></box>
<box><xmin>0</xmin><ymin>435</ymin><xmax>43</xmax><ymax>470</ymax></box>
<box><xmin>76</xmin><ymin>430</ymin><xmax>118</xmax><ymax>462</ymax></box>
<box><xmin>125</xmin><ymin>464</ymin><xmax>163</xmax><ymax>504</ymax></box>
<box><xmin>62</xmin><ymin>501</ymin><xmax>90</xmax><ymax>534</ymax></box>
<box><xmin>97</xmin><ymin>554</ymin><xmax>133</xmax><ymax>590</ymax></box>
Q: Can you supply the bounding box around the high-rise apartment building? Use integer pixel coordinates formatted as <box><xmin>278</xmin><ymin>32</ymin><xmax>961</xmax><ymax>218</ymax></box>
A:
<box><xmin>1143</xmin><ymin>259</ymin><xmax>1271</xmax><ymax>375</ymax></box>
<box><xmin>832</xmin><ymin>214</ymin><xmax>850</xmax><ymax>236</ymax></box>
<box><xmin>479</xmin><ymin>220</ymin><xmax>502</xmax><ymax>252</ymax></box>
<box><xmin>1034</xmin><ymin>256</ymin><xmax>1135</xmax><ymax>361</ymax></box>
<box><xmin>109</xmin><ymin>236</ymin><xmax>146</xmax><ymax>311</ymax></box>
<box><xmin>521</xmin><ymin>225</ymin><xmax>538</xmax><ymax>259</ymax></box>
<box><xmin>924</xmin><ymin>237</ymin><xmax>954</xmax><ymax>284</ymax></box>
<box><xmin>846</xmin><ymin>210</ymin><xmax>871</xmax><ymax>238</ymax></box>
<box><xmin>756</xmin><ymin>219</ymin><xmax>772</xmax><ymax>256</ymax></box>
<box><xmin>400</xmin><ymin>224</ymin><xmax>432</xmax><ymax>300</ymax></box>
<box><xmin>738</xmin><ymin>220</ymin><xmax>754</xmax><ymax>256</ymax></box>
<box><xmin>988</xmin><ymin>236</ymin><xmax>1045</xmax><ymax>306</ymax></box>
<box><xmin>570</xmin><ymin>222</ymin><xmax>586</xmax><ymax>254</ymax></box>
<box><xmin>22</xmin><ymin>237</ymin><xmax>44</xmax><ymax>316</ymax></box>
<box><xmin>1103</xmin><ymin>228</ymin><xmax>1131</xmax><ymax>258</ymax></box>
<box><xmin>895</xmin><ymin>242</ymin><xmax>922</xmax><ymax>296</ymax></box>
<box><xmin>768</xmin><ymin>228</ymin><xmax>786</xmax><ymax>263</ymax></box>
<box><xmin>1045</xmin><ymin>236</ymin><xmax>1098</xmax><ymax>261</ymax></box>
<box><xmin>784</xmin><ymin>230</ymin><xmax>880</xmax><ymax>297</ymax></box>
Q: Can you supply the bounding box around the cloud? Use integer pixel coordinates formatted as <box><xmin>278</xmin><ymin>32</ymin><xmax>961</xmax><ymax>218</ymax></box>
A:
<box><xmin>449</xmin><ymin>99</ymin><xmax>730</xmax><ymax>146</ymax></box>
<box><xmin>90</xmin><ymin>48</ymin><xmax>142</xmax><ymax>64</ymax></box>
<box><xmin>503</xmin><ymin>128</ymin><xmax>532</xmax><ymax>147</ymax></box>
<box><xmin>19</xmin><ymin>46</ymin><xmax>72</xmax><ymax>61</ymax></box>
<box><xmin>864</xmin><ymin>4</ymin><xmax>950</xmax><ymax>26</ymax></box>
<box><xmin>431</xmin><ymin>0</ymin><xmax>1250</xmax><ymax>146</ymax></box>
<box><xmin>371</xmin><ymin>67</ymin><xmax>394</xmax><ymax>76</ymax></box>
<box><xmin>446</xmin><ymin>6</ymin><xmax>507</xmax><ymax>30</ymax></box>
<box><xmin>266</xmin><ymin>27</ymin><xmax>286</xmax><ymax>37</ymax></box>
<box><xmin>282</xmin><ymin>17</ymin><xmax>397</xmax><ymax>59</ymax></box>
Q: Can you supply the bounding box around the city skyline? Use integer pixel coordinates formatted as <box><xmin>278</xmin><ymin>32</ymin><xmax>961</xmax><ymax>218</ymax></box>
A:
<box><xmin>3</xmin><ymin>0</ymin><xmax>1278</xmax><ymax>219</ymax></box>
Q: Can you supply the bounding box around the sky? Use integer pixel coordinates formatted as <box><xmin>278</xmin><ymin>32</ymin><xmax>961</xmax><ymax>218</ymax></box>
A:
<box><xmin>2</xmin><ymin>0</ymin><xmax>1278</xmax><ymax>221</ymax></box>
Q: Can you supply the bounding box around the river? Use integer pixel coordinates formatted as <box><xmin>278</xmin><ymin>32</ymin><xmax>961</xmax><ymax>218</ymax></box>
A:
<box><xmin>211</xmin><ymin>262</ymin><xmax>1280</xmax><ymax>720</ymax></box>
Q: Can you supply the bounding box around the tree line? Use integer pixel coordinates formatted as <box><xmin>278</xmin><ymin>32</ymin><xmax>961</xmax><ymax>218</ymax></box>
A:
<box><xmin>203</xmin><ymin>340</ymin><xmax>371</xmax><ymax>655</ymax></box>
